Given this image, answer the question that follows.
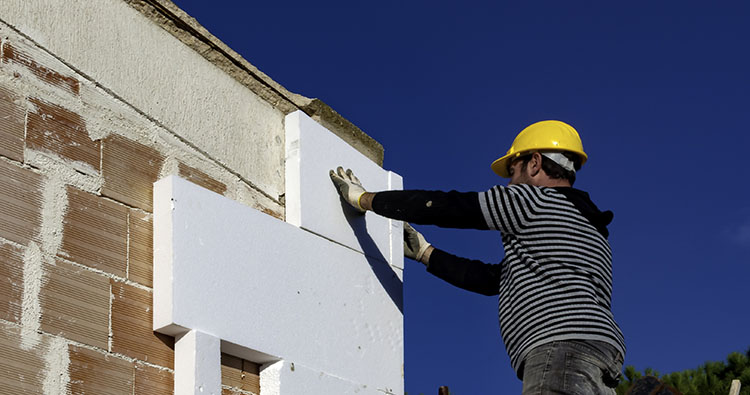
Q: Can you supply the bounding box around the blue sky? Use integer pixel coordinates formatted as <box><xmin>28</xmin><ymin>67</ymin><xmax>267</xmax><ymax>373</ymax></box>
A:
<box><xmin>172</xmin><ymin>1</ymin><xmax>750</xmax><ymax>393</ymax></box>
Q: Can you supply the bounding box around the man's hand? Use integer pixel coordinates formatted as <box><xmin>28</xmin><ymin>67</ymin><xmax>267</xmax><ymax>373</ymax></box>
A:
<box><xmin>404</xmin><ymin>223</ymin><xmax>432</xmax><ymax>264</ymax></box>
<box><xmin>329</xmin><ymin>167</ymin><xmax>368</xmax><ymax>213</ymax></box>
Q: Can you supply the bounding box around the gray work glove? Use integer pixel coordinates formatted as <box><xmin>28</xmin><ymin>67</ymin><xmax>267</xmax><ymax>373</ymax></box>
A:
<box><xmin>403</xmin><ymin>223</ymin><xmax>431</xmax><ymax>264</ymax></box>
<box><xmin>329</xmin><ymin>166</ymin><xmax>367</xmax><ymax>213</ymax></box>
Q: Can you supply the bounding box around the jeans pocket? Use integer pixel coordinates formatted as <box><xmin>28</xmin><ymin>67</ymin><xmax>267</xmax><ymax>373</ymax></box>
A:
<box><xmin>564</xmin><ymin>352</ymin><xmax>608</xmax><ymax>395</ymax></box>
<box><xmin>522</xmin><ymin>347</ymin><xmax>551</xmax><ymax>380</ymax></box>
<box><xmin>568</xmin><ymin>341</ymin><xmax>623</xmax><ymax>389</ymax></box>
<box><xmin>601</xmin><ymin>362</ymin><xmax>622</xmax><ymax>388</ymax></box>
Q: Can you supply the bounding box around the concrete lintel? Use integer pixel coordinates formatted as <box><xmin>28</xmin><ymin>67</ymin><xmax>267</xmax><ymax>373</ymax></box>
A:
<box><xmin>125</xmin><ymin>0</ymin><xmax>384</xmax><ymax>166</ymax></box>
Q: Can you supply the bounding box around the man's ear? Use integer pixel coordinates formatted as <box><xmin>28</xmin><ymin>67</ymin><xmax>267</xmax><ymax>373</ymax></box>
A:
<box><xmin>529</xmin><ymin>152</ymin><xmax>543</xmax><ymax>176</ymax></box>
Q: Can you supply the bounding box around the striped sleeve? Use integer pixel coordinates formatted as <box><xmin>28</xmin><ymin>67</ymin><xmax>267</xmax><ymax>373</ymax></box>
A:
<box><xmin>478</xmin><ymin>184</ymin><xmax>538</xmax><ymax>234</ymax></box>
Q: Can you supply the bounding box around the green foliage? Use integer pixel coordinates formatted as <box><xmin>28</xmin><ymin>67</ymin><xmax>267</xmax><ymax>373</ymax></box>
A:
<box><xmin>616</xmin><ymin>348</ymin><xmax>750</xmax><ymax>395</ymax></box>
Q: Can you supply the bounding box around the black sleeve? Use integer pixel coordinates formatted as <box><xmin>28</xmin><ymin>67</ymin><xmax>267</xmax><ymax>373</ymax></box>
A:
<box><xmin>425</xmin><ymin>248</ymin><xmax>501</xmax><ymax>296</ymax></box>
<box><xmin>371</xmin><ymin>190</ymin><xmax>488</xmax><ymax>230</ymax></box>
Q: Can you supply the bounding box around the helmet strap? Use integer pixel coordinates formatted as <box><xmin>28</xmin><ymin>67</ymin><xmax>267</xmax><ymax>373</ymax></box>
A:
<box><xmin>541</xmin><ymin>152</ymin><xmax>576</xmax><ymax>173</ymax></box>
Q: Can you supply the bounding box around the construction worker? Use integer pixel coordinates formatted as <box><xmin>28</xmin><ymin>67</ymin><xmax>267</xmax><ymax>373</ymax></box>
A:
<box><xmin>330</xmin><ymin>120</ymin><xmax>625</xmax><ymax>394</ymax></box>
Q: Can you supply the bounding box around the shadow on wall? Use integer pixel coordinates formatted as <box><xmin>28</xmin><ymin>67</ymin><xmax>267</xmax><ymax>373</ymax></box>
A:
<box><xmin>340</xmin><ymin>200</ymin><xmax>404</xmax><ymax>315</ymax></box>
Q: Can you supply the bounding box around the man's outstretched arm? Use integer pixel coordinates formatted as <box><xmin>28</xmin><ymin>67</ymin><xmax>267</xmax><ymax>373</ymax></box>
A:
<box><xmin>331</xmin><ymin>167</ymin><xmax>501</xmax><ymax>295</ymax></box>
<box><xmin>405</xmin><ymin>223</ymin><xmax>500</xmax><ymax>296</ymax></box>
<box><xmin>330</xmin><ymin>167</ymin><xmax>488</xmax><ymax>230</ymax></box>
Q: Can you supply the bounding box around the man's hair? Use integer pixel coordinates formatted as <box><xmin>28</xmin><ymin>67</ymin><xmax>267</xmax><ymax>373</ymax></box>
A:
<box><xmin>518</xmin><ymin>152</ymin><xmax>580</xmax><ymax>186</ymax></box>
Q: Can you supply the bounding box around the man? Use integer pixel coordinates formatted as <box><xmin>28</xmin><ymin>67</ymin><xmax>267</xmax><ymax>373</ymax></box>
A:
<box><xmin>330</xmin><ymin>120</ymin><xmax>625</xmax><ymax>394</ymax></box>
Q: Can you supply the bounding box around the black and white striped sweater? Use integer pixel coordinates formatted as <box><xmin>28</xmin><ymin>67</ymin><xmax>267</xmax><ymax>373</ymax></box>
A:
<box><xmin>371</xmin><ymin>184</ymin><xmax>625</xmax><ymax>377</ymax></box>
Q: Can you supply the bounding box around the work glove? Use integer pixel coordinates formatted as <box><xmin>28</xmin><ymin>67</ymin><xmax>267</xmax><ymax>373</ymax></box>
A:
<box><xmin>403</xmin><ymin>223</ymin><xmax>431</xmax><ymax>264</ymax></box>
<box><xmin>329</xmin><ymin>167</ymin><xmax>367</xmax><ymax>213</ymax></box>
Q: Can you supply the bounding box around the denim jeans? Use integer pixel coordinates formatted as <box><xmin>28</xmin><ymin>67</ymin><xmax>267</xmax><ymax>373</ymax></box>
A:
<box><xmin>520</xmin><ymin>340</ymin><xmax>624</xmax><ymax>395</ymax></box>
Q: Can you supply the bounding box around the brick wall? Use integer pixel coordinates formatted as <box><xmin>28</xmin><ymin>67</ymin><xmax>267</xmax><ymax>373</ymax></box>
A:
<box><xmin>0</xmin><ymin>16</ymin><xmax>282</xmax><ymax>395</ymax></box>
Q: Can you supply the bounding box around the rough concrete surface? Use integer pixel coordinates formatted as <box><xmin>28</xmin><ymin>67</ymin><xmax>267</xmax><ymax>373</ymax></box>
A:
<box><xmin>0</xmin><ymin>18</ymin><xmax>284</xmax><ymax>214</ymax></box>
<box><xmin>127</xmin><ymin>0</ymin><xmax>384</xmax><ymax>166</ymax></box>
<box><xmin>0</xmin><ymin>0</ymin><xmax>287</xmax><ymax>198</ymax></box>
<box><xmin>0</xmin><ymin>0</ymin><xmax>385</xmax><ymax>204</ymax></box>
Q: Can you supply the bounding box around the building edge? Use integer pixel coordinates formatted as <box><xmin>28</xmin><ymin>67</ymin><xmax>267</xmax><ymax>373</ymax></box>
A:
<box><xmin>124</xmin><ymin>0</ymin><xmax>385</xmax><ymax>166</ymax></box>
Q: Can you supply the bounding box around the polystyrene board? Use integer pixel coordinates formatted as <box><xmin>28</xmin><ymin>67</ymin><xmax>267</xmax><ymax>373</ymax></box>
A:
<box><xmin>286</xmin><ymin>111</ymin><xmax>401</xmax><ymax>266</ymax></box>
<box><xmin>153</xmin><ymin>176</ymin><xmax>403</xmax><ymax>393</ymax></box>
<box><xmin>266</xmin><ymin>360</ymin><xmax>395</xmax><ymax>395</ymax></box>
<box><xmin>388</xmin><ymin>172</ymin><xmax>404</xmax><ymax>270</ymax></box>
<box><xmin>175</xmin><ymin>330</ymin><xmax>221</xmax><ymax>395</ymax></box>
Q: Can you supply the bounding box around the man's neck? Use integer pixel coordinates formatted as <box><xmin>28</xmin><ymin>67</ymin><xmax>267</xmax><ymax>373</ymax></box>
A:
<box><xmin>529</xmin><ymin>177</ymin><xmax>572</xmax><ymax>188</ymax></box>
<box><xmin>539</xmin><ymin>179</ymin><xmax>572</xmax><ymax>187</ymax></box>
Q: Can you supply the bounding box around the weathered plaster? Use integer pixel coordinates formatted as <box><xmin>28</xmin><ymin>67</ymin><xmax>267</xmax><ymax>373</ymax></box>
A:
<box><xmin>20</xmin><ymin>242</ymin><xmax>43</xmax><ymax>349</ymax></box>
<box><xmin>21</xmin><ymin>174</ymin><xmax>68</xmax><ymax>351</ymax></box>
<box><xmin>42</xmin><ymin>336</ymin><xmax>70</xmax><ymax>395</ymax></box>
<box><xmin>0</xmin><ymin>0</ymin><xmax>286</xmax><ymax>198</ymax></box>
<box><xmin>0</xmin><ymin>0</ymin><xmax>385</xmax><ymax>209</ymax></box>
<box><xmin>125</xmin><ymin>0</ymin><xmax>384</xmax><ymax>166</ymax></box>
<box><xmin>0</xmin><ymin>19</ymin><xmax>284</xmax><ymax>213</ymax></box>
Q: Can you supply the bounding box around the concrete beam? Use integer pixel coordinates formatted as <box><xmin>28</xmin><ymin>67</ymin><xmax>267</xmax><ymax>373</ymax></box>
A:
<box><xmin>125</xmin><ymin>0</ymin><xmax>384</xmax><ymax>166</ymax></box>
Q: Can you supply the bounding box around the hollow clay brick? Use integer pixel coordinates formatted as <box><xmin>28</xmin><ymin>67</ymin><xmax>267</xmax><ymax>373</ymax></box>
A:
<box><xmin>243</xmin><ymin>359</ymin><xmax>261</xmax><ymax>393</ymax></box>
<box><xmin>128</xmin><ymin>209</ymin><xmax>153</xmax><ymax>287</ymax></box>
<box><xmin>0</xmin><ymin>84</ymin><xmax>25</xmax><ymax>162</ymax></box>
<box><xmin>60</xmin><ymin>186</ymin><xmax>127</xmax><ymax>277</ymax></box>
<box><xmin>0</xmin><ymin>160</ymin><xmax>43</xmax><ymax>246</ymax></box>
<box><xmin>221</xmin><ymin>353</ymin><xmax>261</xmax><ymax>394</ymax></box>
<box><xmin>69</xmin><ymin>345</ymin><xmax>134</xmax><ymax>395</ymax></box>
<box><xmin>111</xmin><ymin>280</ymin><xmax>174</xmax><ymax>368</ymax></box>
<box><xmin>221</xmin><ymin>353</ymin><xmax>243</xmax><ymax>388</ymax></box>
<box><xmin>102</xmin><ymin>135</ymin><xmax>164</xmax><ymax>211</ymax></box>
<box><xmin>27</xmin><ymin>98</ymin><xmax>99</xmax><ymax>171</ymax></box>
<box><xmin>0</xmin><ymin>243</ymin><xmax>23</xmax><ymax>323</ymax></box>
<box><xmin>1</xmin><ymin>42</ymin><xmax>80</xmax><ymax>95</ymax></box>
<box><xmin>134</xmin><ymin>363</ymin><xmax>173</xmax><ymax>395</ymax></box>
<box><xmin>0</xmin><ymin>322</ymin><xmax>46</xmax><ymax>394</ymax></box>
<box><xmin>40</xmin><ymin>259</ymin><xmax>110</xmax><ymax>349</ymax></box>
<box><xmin>179</xmin><ymin>162</ymin><xmax>227</xmax><ymax>196</ymax></box>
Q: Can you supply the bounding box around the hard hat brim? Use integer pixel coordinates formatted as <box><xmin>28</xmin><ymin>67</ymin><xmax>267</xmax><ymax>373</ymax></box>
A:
<box><xmin>491</xmin><ymin>152</ymin><xmax>521</xmax><ymax>178</ymax></box>
<box><xmin>490</xmin><ymin>149</ymin><xmax>588</xmax><ymax>178</ymax></box>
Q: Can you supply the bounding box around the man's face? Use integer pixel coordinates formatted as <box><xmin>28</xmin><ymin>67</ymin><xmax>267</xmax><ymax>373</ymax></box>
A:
<box><xmin>507</xmin><ymin>158</ymin><xmax>530</xmax><ymax>185</ymax></box>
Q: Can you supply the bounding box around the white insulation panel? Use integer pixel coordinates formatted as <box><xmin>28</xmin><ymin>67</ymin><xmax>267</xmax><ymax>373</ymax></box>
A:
<box><xmin>154</xmin><ymin>176</ymin><xmax>403</xmax><ymax>394</ymax></box>
<box><xmin>175</xmin><ymin>330</ymin><xmax>222</xmax><ymax>395</ymax></box>
<box><xmin>285</xmin><ymin>110</ymin><xmax>403</xmax><ymax>268</ymax></box>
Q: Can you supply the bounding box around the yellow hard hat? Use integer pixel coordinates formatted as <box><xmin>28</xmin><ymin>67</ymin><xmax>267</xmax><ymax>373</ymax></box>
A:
<box><xmin>491</xmin><ymin>120</ymin><xmax>588</xmax><ymax>178</ymax></box>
